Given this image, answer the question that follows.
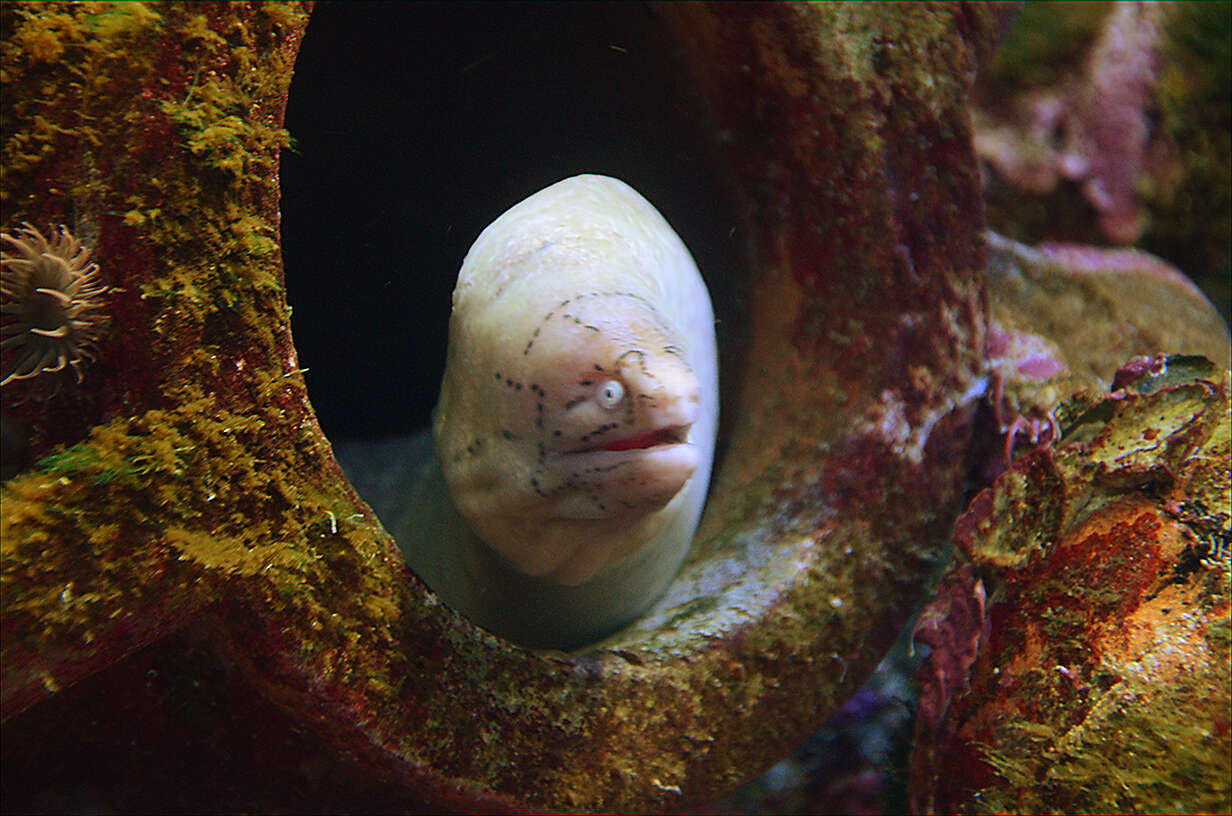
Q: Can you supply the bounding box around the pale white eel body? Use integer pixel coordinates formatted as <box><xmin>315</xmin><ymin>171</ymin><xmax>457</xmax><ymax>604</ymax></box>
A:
<box><xmin>397</xmin><ymin>175</ymin><xmax>718</xmax><ymax>649</ymax></box>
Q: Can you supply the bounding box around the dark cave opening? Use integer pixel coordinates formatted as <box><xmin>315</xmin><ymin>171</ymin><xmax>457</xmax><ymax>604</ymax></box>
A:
<box><xmin>281</xmin><ymin>1</ymin><xmax>749</xmax><ymax>442</ymax></box>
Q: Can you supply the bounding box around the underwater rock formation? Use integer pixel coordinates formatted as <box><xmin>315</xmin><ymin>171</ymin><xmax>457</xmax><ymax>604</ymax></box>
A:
<box><xmin>0</xmin><ymin>1</ymin><xmax>1019</xmax><ymax>811</ymax></box>
<box><xmin>14</xmin><ymin>2</ymin><xmax>1225</xmax><ymax>814</ymax></box>
<box><xmin>911</xmin><ymin>355</ymin><xmax>1231</xmax><ymax>814</ymax></box>
<box><xmin>978</xmin><ymin>231</ymin><xmax>1231</xmax><ymax>484</ymax></box>
<box><xmin>906</xmin><ymin>210</ymin><xmax>1230</xmax><ymax>816</ymax></box>
<box><xmin>1</xmin><ymin>2</ymin><xmax>1006</xmax><ymax>812</ymax></box>
<box><xmin>709</xmin><ymin>232</ymin><xmax>1231</xmax><ymax>815</ymax></box>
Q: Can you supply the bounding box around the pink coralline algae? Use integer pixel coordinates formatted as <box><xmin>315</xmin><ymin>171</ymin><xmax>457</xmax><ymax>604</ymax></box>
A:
<box><xmin>1</xmin><ymin>4</ymin><xmax>1005</xmax><ymax>813</ymax></box>
<box><xmin>912</xmin><ymin>564</ymin><xmax>988</xmax><ymax>734</ymax></box>
<box><xmin>1111</xmin><ymin>352</ymin><xmax>1174</xmax><ymax>392</ymax></box>
<box><xmin>1035</xmin><ymin>241</ymin><xmax>1205</xmax><ymax>292</ymax></box>
<box><xmin>987</xmin><ymin>322</ymin><xmax>1066</xmax><ymax>383</ymax></box>
<box><xmin>1062</xmin><ymin>2</ymin><xmax>1164</xmax><ymax>242</ymax></box>
<box><xmin>974</xmin><ymin>2</ymin><xmax>1168</xmax><ymax>244</ymax></box>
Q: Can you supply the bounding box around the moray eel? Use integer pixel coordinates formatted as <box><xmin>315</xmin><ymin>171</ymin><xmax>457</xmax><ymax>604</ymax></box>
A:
<box><xmin>398</xmin><ymin>175</ymin><xmax>718</xmax><ymax>649</ymax></box>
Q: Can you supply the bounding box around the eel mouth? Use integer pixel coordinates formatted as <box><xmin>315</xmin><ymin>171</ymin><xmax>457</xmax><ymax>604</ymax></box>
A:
<box><xmin>571</xmin><ymin>424</ymin><xmax>690</xmax><ymax>453</ymax></box>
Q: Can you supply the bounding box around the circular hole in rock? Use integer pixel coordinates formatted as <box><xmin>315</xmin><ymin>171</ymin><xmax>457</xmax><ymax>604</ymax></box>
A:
<box><xmin>282</xmin><ymin>1</ymin><xmax>750</xmax><ymax>612</ymax></box>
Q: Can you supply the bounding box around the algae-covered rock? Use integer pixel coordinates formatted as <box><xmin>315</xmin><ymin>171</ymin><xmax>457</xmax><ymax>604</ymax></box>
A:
<box><xmin>3</xmin><ymin>3</ymin><xmax>1003</xmax><ymax>812</ymax></box>
<box><xmin>8</xmin><ymin>3</ymin><xmax>1225</xmax><ymax>813</ymax></box>
<box><xmin>976</xmin><ymin>231</ymin><xmax>1230</xmax><ymax>485</ymax></box>
<box><xmin>910</xmin><ymin>357</ymin><xmax>1232</xmax><ymax>814</ymax></box>
<box><xmin>718</xmin><ymin>227</ymin><xmax>1231</xmax><ymax>815</ymax></box>
<box><xmin>2</xmin><ymin>0</ymin><xmax>318</xmax><ymax>718</ymax></box>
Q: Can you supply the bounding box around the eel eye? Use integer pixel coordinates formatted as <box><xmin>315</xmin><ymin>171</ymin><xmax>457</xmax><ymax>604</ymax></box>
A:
<box><xmin>596</xmin><ymin>379</ymin><xmax>625</xmax><ymax>410</ymax></box>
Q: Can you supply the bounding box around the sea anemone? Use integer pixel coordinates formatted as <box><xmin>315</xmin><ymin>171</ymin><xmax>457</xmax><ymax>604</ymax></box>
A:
<box><xmin>1</xmin><ymin>222</ymin><xmax>109</xmax><ymax>389</ymax></box>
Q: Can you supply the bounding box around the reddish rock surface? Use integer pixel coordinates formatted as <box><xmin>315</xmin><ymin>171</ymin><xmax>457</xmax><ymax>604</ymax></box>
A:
<box><xmin>911</xmin><ymin>358</ymin><xmax>1231</xmax><ymax>814</ymax></box>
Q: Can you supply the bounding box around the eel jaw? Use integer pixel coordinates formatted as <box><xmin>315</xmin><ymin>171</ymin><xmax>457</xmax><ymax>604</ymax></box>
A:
<box><xmin>556</xmin><ymin>419</ymin><xmax>700</xmax><ymax>524</ymax></box>
<box><xmin>570</xmin><ymin>424</ymin><xmax>691</xmax><ymax>454</ymax></box>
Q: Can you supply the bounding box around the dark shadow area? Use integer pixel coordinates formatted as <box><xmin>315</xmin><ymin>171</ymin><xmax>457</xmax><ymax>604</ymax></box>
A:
<box><xmin>1</xmin><ymin>629</ymin><xmax>440</xmax><ymax>814</ymax></box>
<box><xmin>282</xmin><ymin>1</ymin><xmax>749</xmax><ymax>441</ymax></box>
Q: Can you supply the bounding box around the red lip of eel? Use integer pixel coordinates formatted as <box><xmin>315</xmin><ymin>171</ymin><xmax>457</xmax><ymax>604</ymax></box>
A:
<box><xmin>573</xmin><ymin>425</ymin><xmax>689</xmax><ymax>453</ymax></box>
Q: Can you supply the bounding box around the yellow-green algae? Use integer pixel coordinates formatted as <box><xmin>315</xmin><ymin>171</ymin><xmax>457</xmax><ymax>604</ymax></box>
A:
<box><xmin>2</xmin><ymin>0</ymin><xmax>332</xmax><ymax>710</ymax></box>
<box><xmin>984</xmin><ymin>232</ymin><xmax>1232</xmax><ymax>439</ymax></box>
<box><xmin>2</xmin><ymin>1</ymin><xmax>297</xmax><ymax>339</ymax></box>
<box><xmin>976</xmin><ymin>659</ymin><xmax>1231</xmax><ymax>815</ymax></box>
<box><xmin>980</xmin><ymin>1</ymin><xmax>1111</xmax><ymax>90</ymax></box>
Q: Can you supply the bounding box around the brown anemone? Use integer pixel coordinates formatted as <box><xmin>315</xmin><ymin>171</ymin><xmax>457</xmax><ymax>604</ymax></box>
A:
<box><xmin>1</xmin><ymin>223</ymin><xmax>109</xmax><ymax>389</ymax></box>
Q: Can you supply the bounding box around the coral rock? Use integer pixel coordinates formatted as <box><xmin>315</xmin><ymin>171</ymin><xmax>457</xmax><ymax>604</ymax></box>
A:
<box><xmin>911</xmin><ymin>357</ymin><xmax>1232</xmax><ymax>815</ymax></box>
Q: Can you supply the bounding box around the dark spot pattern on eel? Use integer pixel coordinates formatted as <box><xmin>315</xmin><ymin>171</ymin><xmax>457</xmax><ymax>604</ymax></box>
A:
<box><xmin>521</xmin><ymin>291</ymin><xmax>661</xmax><ymax>356</ymax></box>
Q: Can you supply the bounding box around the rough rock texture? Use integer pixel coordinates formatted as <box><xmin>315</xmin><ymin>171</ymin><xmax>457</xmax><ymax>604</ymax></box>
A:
<box><xmin>902</xmin><ymin>230</ymin><xmax>1231</xmax><ymax>816</ymax></box>
<box><xmin>703</xmin><ymin>231</ymin><xmax>1231</xmax><ymax>815</ymax></box>
<box><xmin>2</xmin><ymin>3</ymin><xmax>1004</xmax><ymax>812</ymax></box>
<box><xmin>982</xmin><ymin>231</ymin><xmax>1230</xmax><ymax>446</ymax></box>
<box><xmin>2</xmin><ymin>0</ymin><xmax>316</xmax><ymax>730</ymax></box>
<box><xmin>910</xmin><ymin>356</ymin><xmax>1231</xmax><ymax>814</ymax></box>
